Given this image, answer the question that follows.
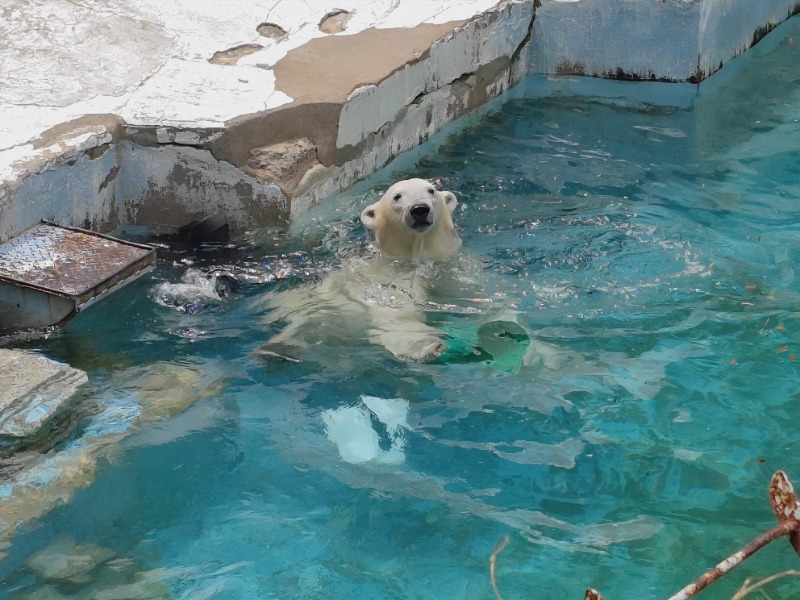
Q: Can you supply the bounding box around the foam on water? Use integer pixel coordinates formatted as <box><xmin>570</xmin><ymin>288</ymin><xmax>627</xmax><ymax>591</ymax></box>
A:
<box><xmin>3</xmin><ymin>18</ymin><xmax>800</xmax><ymax>600</ymax></box>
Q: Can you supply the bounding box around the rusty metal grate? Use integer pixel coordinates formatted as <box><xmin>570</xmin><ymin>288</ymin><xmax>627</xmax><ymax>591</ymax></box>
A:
<box><xmin>0</xmin><ymin>223</ymin><xmax>154</xmax><ymax>297</ymax></box>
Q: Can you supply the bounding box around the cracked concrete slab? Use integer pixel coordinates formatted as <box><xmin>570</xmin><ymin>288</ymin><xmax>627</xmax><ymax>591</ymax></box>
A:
<box><xmin>0</xmin><ymin>0</ymin><xmax>174</xmax><ymax>107</ymax></box>
<box><xmin>0</xmin><ymin>0</ymin><xmax>523</xmax><ymax>240</ymax></box>
<box><xmin>119</xmin><ymin>59</ymin><xmax>293</xmax><ymax>128</ymax></box>
<box><xmin>0</xmin><ymin>349</ymin><xmax>89</xmax><ymax>452</ymax></box>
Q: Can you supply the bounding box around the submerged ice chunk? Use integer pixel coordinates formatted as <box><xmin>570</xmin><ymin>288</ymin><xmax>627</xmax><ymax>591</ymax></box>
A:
<box><xmin>361</xmin><ymin>395</ymin><xmax>409</xmax><ymax>435</ymax></box>
<box><xmin>321</xmin><ymin>406</ymin><xmax>381</xmax><ymax>464</ymax></box>
<box><xmin>322</xmin><ymin>395</ymin><xmax>409</xmax><ymax>465</ymax></box>
<box><xmin>362</xmin><ymin>394</ymin><xmax>409</xmax><ymax>464</ymax></box>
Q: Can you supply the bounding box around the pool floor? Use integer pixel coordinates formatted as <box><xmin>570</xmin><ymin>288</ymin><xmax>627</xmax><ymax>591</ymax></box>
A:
<box><xmin>3</xmin><ymin>16</ymin><xmax>800</xmax><ymax>600</ymax></box>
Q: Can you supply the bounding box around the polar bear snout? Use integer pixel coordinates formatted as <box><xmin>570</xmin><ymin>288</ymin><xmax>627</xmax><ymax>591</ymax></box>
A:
<box><xmin>406</xmin><ymin>202</ymin><xmax>433</xmax><ymax>231</ymax></box>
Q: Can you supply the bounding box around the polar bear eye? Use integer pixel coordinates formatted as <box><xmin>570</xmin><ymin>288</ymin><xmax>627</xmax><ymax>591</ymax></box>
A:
<box><xmin>393</xmin><ymin>193</ymin><xmax>402</xmax><ymax>202</ymax></box>
<box><xmin>428</xmin><ymin>188</ymin><xmax>435</xmax><ymax>195</ymax></box>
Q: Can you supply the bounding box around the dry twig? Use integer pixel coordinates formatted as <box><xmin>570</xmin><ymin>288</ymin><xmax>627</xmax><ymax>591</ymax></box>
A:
<box><xmin>731</xmin><ymin>569</ymin><xmax>800</xmax><ymax>600</ymax></box>
<box><xmin>665</xmin><ymin>521</ymin><xmax>798</xmax><ymax>600</ymax></box>
<box><xmin>759</xmin><ymin>318</ymin><xmax>770</xmax><ymax>334</ymax></box>
<box><xmin>490</xmin><ymin>535</ymin><xmax>511</xmax><ymax>600</ymax></box>
<box><xmin>584</xmin><ymin>471</ymin><xmax>800</xmax><ymax>600</ymax></box>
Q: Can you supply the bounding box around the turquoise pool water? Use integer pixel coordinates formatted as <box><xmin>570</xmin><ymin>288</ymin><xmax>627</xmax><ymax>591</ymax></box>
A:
<box><xmin>3</xmin><ymin>18</ymin><xmax>800</xmax><ymax>600</ymax></box>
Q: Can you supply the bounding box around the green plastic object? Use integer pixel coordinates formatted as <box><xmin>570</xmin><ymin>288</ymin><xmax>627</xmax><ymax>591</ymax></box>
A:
<box><xmin>438</xmin><ymin>320</ymin><xmax>530</xmax><ymax>372</ymax></box>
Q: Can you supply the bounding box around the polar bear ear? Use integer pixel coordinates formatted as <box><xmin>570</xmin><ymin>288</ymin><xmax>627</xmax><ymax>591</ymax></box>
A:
<box><xmin>439</xmin><ymin>191</ymin><xmax>458</xmax><ymax>214</ymax></box>
<box><xmin>360</xmin><ymin>203</ymin><xmax>379</xmax><ymax>229</ymax></box>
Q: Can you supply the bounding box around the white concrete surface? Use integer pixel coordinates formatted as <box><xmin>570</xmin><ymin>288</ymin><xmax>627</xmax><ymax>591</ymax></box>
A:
<box><xmin>0</xmin><ymin>0</ymin><xmax>501</xmax><ymax>151</ymax></box>
<box><xmin>119</xmin><ymin>60</ymin><xmax>293</xmax><ymax>129</ymax></box>
<box><xmin>1</xmin><ymin>0</ymin><xmax>798</xmax><ymax>242</ymax></box>
<box><xmin>1</xmin><ymin>0</ymin><xmax>532</xmax><ymax>239</ymax></box>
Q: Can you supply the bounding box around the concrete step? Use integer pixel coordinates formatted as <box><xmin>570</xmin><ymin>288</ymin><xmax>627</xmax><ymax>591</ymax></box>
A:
<box><xmin>0</xmin><ymin>222</ymin><xmax>156</xmax><ymax>332</ymax></box>
<box><xmin>0</xmin><ymin>348</ymin><xmax>89</xmax><ymax>455</ymax></box>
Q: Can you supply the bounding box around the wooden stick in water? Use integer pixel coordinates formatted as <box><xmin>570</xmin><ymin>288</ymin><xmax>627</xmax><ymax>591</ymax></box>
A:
<box><xmin>490</xmin><ymin>535</ymin><xmax>511</xmax><ymax>600</ymax></box>
<box><xmin>584</xmin><ymin>471</ymin><xmax>800</xmax><ymax>600</ymax></box>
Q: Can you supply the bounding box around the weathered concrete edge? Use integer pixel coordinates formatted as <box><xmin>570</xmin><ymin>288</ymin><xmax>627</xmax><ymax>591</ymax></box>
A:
<box><xmin>2</xmin><ymin>0</ymin><xmax>800</xmax><ymax>242</ymax></box>
<box><xmin>531</xmin><ymin>0</ymin><xmax>800</xmax><ymax>83</ymax></box>
<box><xmin>0</xmin><ymin>0</ymin><xmax>534</xmax><ymax>241</ymax></box>
<box><xmin>291</xmin><ymin>0</ymin><xmax>535</xmax><ymax>216</ymax></box>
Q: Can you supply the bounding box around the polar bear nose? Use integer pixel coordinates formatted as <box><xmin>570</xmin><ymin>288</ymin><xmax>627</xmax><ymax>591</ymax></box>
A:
<box><xmin>409</xmin><ymin>204</ymin><xmax>430</xmax><ymax>222</ymax></box>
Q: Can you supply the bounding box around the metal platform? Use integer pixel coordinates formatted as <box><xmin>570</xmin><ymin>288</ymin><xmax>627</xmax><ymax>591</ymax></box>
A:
<box><xmin>0</xmin><ymin>222</ymin><xmax>156</xmax><ymax>332</ymax></box>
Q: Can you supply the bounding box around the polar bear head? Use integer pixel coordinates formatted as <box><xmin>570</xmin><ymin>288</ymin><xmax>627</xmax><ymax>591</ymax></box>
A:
<box><xmin>360</xmin><ymin>178</ymin><xmax>462</xmax><ymax>260</ymax></box>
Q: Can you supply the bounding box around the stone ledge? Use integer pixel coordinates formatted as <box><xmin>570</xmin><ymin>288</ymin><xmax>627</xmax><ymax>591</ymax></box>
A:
<box><xmin>0</xmin><ymin>361</ymin><xmax>226</xmax><ymax>545</ymax></box>
<box><xmin>1</xmin><ymin>0</ymin><xmax>798</xmax><ymax>241</ymax></box>
<box><xmin>0</xmin><ymin>0</ymin><xmax>527</xmax><ymax>240</ymax></box>
<box><xmin>0</xmin><ymin>349</ymin><xmax>89</xmax><ymax>454</ymax></box>
<box><xmin>532</xmin><ymin>0</ymin><xmax>800</xmax><ymax>83</ymax></box>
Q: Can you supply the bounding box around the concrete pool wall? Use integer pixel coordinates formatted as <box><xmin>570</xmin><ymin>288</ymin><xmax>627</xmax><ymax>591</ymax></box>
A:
<box><xmin>1</xmin><ymin>0</ymin><xmax>799</xmax><ymax>242</ymax></box>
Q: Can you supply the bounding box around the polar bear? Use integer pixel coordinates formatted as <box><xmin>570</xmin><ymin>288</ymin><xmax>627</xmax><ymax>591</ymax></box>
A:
<box><xmin>256</xmin><ymin>178</ymin><xmax>529</xmax><ymax>364</ymax></box>
<box><xmin>359</xmin><ymin>177</ymin><xmax>461</xmax><ymax>261</ymax></box>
